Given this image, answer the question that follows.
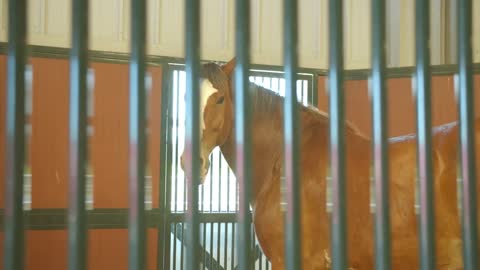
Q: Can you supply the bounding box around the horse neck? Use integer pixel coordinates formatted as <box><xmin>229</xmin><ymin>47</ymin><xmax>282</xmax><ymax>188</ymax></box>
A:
<box><xmin>219</xmin><ymin>105</ymin><xmax>284</xmax><ymax>206</ymax></box>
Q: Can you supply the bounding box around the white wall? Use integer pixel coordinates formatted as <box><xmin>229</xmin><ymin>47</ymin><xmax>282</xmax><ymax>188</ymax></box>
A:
<box><xmin>0</xmin><ymin>0</ymin><xmax>478</xmax><ymax>69</ymax></box>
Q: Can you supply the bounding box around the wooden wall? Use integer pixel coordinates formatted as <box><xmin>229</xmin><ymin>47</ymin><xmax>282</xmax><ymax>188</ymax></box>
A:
<box><xmin>0</xmin><ymin>56</ymin><xmax>162</xmax><ymax>270</ymax></box>
<box><xmin>317</xmin><ymin>75</ymin><xmax>480</xmax><ymax>138</ymax></box>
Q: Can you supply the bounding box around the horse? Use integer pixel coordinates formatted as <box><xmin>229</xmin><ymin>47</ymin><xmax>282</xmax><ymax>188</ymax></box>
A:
<box><xmin>180</xmin><ymin>58</ymin><xmax>478</xmax><ymax>269</ymax></box>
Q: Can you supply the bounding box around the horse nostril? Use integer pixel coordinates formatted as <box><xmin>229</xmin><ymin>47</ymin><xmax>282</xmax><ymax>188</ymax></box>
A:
<box><xmin>199</xmin><ymin>157</ymin><xmax>204</xmax><ymax>166</ymax></box>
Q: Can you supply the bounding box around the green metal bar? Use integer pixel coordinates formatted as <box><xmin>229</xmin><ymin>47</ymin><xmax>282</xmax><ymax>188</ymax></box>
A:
<box><xmin>328</xmin><ymin>0</ymin><xmax>347</xmax><ymax>269</ymax></box>
<box><xmin>234</xmin><ymin>0</ymin><xmax>253</xmax><ymax>269</ymax></box>
<box><xmin>68</xmin><ymin>0</ymin><xmax>89</xmax><ymax>269</ymax></box>
<box><xmin>185</xmin><ymin>0</ymin><xmax>201</xmax><ymax>268</ymax></box>
<box><xmin>157</xmin><ymin>64</ymin><xmax>172</xmax><ymax>270</ymax></box>
<box><xmin>414</xmin><ymin>1</ymin><xmax>436</xmax><ymax>269</ymax></box>
<box><xmin>457</xmin><ymin>1</ymin><xmax>478</xmax><ymax>269</ymax></box>
<box><xmin>371</xmin><ymin>0</ymin><xmax>391</xmax><ymax>269</ymax></box>
<box><xmin>4</xmin><ymin>0</ymin><xmax>27</xmax><ymax>269</ymax></box>
<box><xmin>311</xmin><ymin>75</ymin><xmax>318</xmax><ymax>107</ymax></box>
<box><xmin>129</xmin><ymin>0</ymin><xmax>148</xmax><ymax>269</ymax></box>
<box><xmin>283</xmin><ymin>0</ymin><xmax>302</xmax><ymax>269</ymax></box>
<box><xmin>160</xmin><ymin>66</ymin><xmax>174</xmax><ymax>270</ymax></box>
<box><xmin>172</xmin><ymin>68</ymin><xmax>181</xmax><ymax>270</ymax></box>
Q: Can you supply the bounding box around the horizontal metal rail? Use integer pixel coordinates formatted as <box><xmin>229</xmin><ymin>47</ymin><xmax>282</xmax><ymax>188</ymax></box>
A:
<box><xmin>1</xmin><ymin>43</ymin><xmax>480</xmax><ymax>79</ymax></box>
<box><xmin>0</xmin><ymin>209</ymin><xmax>249</xmax><ymax>230</ymax></box>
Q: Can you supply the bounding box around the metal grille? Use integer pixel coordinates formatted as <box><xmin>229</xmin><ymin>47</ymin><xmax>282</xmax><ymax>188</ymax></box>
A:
<box><xmin>164</xmin><ymin>65</ymin><xmax>314</xmax><ymax>269</ymax></box>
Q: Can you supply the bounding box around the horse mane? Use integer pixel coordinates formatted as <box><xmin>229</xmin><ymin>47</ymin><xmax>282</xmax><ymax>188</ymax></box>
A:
<box><xmin>201</xmin><ymin>62</ymin><xmax>366</xmax><ymax>138</ymax></box>
<box><xmin>247</xmin><ymin>81</ymin><xmax>367</xmax><ymax>138</ymax></box>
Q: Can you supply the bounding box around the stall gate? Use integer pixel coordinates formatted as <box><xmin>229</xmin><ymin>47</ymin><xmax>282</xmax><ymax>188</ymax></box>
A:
<box><xmin>3</xmin><ymin>0</ymin><xmax>479</xmax><ymax>270</ymax></box>
<box><xmin>162</xmin><ymin>64</ymin><xmax>315</xmax><ymax>269</ymax></box>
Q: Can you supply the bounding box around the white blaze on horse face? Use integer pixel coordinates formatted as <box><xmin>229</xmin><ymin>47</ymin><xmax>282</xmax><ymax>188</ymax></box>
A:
<box><xmin>199</xmin><ymin>79</ymin><xmax>218</xmax><ymax>132</ymax></box>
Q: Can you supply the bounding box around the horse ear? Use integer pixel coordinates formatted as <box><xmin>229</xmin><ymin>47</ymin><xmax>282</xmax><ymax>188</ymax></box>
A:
<box><xmin>221</xmin><ymin>57</ymin><xmax>236</xmax><ymax>77</ymax></box>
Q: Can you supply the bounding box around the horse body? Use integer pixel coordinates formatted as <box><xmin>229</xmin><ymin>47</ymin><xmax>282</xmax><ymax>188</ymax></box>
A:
<box><xmin>181</xmin><ymin>59</ymin><xmax>477</xmax><ymax>269</ymax></box>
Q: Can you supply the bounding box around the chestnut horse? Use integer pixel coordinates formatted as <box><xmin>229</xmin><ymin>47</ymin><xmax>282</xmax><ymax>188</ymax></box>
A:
<box><xmin>180</xmin><ymin>58</ymin><xmax>479</xmax><ymax>269</ymax></box>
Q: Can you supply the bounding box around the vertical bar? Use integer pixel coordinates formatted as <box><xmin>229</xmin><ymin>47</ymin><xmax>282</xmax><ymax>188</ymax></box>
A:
<box><xmin>4</xmin><ymin>1</ymin><xmax>27</xmax><ymax>270</ymax></box>
<box><xmin>202</xmin><ymin>222</ymin><xmax>206</xmax><ymax>270</ymax></box>
<box><xmin>172</xmin><ymin>67</ymin><xmax>181</xmax><ymax>270</ymax></box>
<box><xmin>216</xmin><ymin>155</ymin><xmax>221</xmax><ymax>269</ymax></box>
<box><xmin>235</xmin><ymin>0</ymin><xmax>253</xmax><ymax>269</ymax></box>
<box><xmin>371</xmin><ymin>0</ymin><xmax>391</xmax><ymax>269</ymax></box>
<box><xmin>310</xmin><ymin>76</ymin><xmax>317</xmax><ymax>107</ymax></box>
<box><xmin>210</xmin><ymin>222</ymin><xmax>214</xmax><ymax>269</ymax></box>
<box><xmin>185</xmin><ymin>0</ymin><xmax>201</xmax><ymax>268</ymax></box>
<box><xmin>231</xmin><ymin>223</ymin><xmax>236</xmax><ymax>269</ymax></box>
<box><xmin>328</xmin><ymin>0</ymin><xmax>347</xmax><ymax>269</ymax></box>
<box><xmin>173</xmin><ymin>223</ymin><xmax>178</xmax><ymax>270</ymax></box>
<box><xmin>181</xmin><ymin>222</ymin><xmax>185</xmax><ymax>269</ymax></box>
<box><xmin>457</xmin><ymin>1</ymin><xmax>478</xmax><ymax>269</ymax></box>
<box><xmin>68</xmin><ymin>0</ymin><xmax>89</xmax><ymax>269</ymax></box>
<box><xmin>129</xmin><ymin>0</ymin><xmax>147</xmax><ymax>269</ymax></box>
<box><xmin>224</xmin><ymin>223</ymin><xmax>228</xmax><ymax>269</ymax></box>
<box><xmin>283</xmin><ymin>0</ymin><xmax>302</xmax><ymax>269</ymax></box>
<box><xmin>414</xmin><ymin>1</ymin><xmax>436</xmax><ymax>269</ymax></box>
<box><xmin>157</xmin><ymin>65</ymin><xmax>172</xmax><ymax>270</ymax></box>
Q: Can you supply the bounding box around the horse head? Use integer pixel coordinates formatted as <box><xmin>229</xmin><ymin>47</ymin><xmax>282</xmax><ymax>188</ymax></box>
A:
<box><xmin>180</xmin><ymin>58</ymin><xmax>236</xmax><ymax>184</ymax></box>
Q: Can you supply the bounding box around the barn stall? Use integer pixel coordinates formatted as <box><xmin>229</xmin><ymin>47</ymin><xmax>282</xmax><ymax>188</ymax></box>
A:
<box><xmin>1</xmin><ymin>0</ymin><xmax>480</xmax><ymax>269</ymax></box>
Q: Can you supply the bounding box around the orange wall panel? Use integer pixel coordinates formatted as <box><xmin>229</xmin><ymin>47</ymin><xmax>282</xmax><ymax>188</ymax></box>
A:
<box><xmin>30</xmin><ymin>58</ymin><xmax>70</xmax><ymax>208</ymax></box>
<box><xmin>91</xmin><ymin>63</ymin><xmax>164</xmax><ymax>208</ymax></box>
<box><xmin>27</xmin><ymin>57</ymin><xmax>70</xmax><ymax>270</ymax></box>
<box><xmin>88</xmin><ymin>230</ymin><xmax>128</xmax><ymax>270</ymax></box>
<box><xmin>87</xmin><ymin>229</ymin><xmax>157</xmax><ymax>270</ymax></box>
<box><xmin>26</xmin><ymin>231</ymin><xmax>67</xmax><ymax>270</ymax></box>
<box><xmin>147</xmin><ymin>66</ymin><xmax>162</xmax><ymax>208</ymax></box>
<box><xmin>317</xmin><ymin>74</ymin><xmax>480</xmax><ymax>138</ymax></box>
<box><xmin>147</xmin><ymin>229</ymin><xmax>159</xmax><ymax>270</ymax></box>
<box><xmin>90</xmin><ymin>62</ymin><xmax>129</xmax><ymax>208</ymax></box>
<box><xmin>88</xmin><ymin>63</ymin><xmax>162</xmax><ymax>270</ymax></box>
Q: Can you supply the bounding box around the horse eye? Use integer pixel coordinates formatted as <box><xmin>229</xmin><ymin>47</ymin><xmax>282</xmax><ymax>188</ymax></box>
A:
<box><xmin>216</xmin><ymin>96</ymin><xmax>225</xmax><ymax>104</ymax></box>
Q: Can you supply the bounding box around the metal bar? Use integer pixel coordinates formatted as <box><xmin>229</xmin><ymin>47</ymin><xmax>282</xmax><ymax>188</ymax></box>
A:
<box><xmin>172</xmin><ymin>68</ymin><xmax>181</xmax><ymax>270</ymax></box>
<box><xmin>203</xmin><ymin>223</ymin><xmax>207</xmax><ymax>270</ymax></box>
<box><xmin>414</xmin><ymin>1</ymin><xmax>436</xmax><ymax>269</ymax></box>
<box><xmin>0</xmin><ymin>209</ymin><xmax>246</xmax><ymax>230</ymax></box>
<box><xmin>185</xmin><ymin>0</ymin><xmax>201</xmax><ymax>268</ymax></box>
<box><xmin>370</xmin><ymin>0</ymin><xmax>391</xmax><ymax>269</ymax></box>
<box><xmin>157</xmin><ymin>64</ymin><xmax>172</xmax><ymax>270</ymax></box>
<box><xmin>174</xmin><ymin>70</ymin><xmax>181</xmax><ymax>214</ymax></box>
<box><xmin>231</xmin><ymin>223</ymin><xmax>236</xmax><ymax>269</ymax></box>
<box><xmin>457</xmin><ymin>1</ymin><xmax>478</xmax><ymax>269</ymax></box>
<box><xmin>283</xmin><ymin>0</ymin><xmax>302</xmax><ymax>269</ymax></box>
<box><xmin>173</xmin><ymin>222</ymin><xmax>178</xmax><ymax>270</ymax></box>
<box><xmin>201</xmin><ymin>171</ymin><xmax>206</xmax><ymax>270</ymax></box>
<box><xmin>68</xmin><ymin>0</ymin><xmax>89</xmax><ymax>269</ymax></box>
<box><xmin>224</xmin><ymin>223</ymin><xmax>228</xmax><ymax>269</ymax></box>
<box><xmin>210</xmin><ymin>222</ymin><xmax>214</xmax><ymax>269</ymax></box>
<box><xmin>128</xmin><ymin>0</ymin><xmax>148</xmax><ymax>269</ymax></box>
<box><xmin>328</xmin><ymin>0</ymin><xmax>347</xmax><ymax>269</ymax></box>
<box><xmin>181</xmin><ymin>222</ymin><xmax>185</xmax><ymax>269</ymax></box>
<box><xmin>311</xmin><ymin>76</ymin><xmax>318</xmax><ymax>107</ymax></box>
<box><xmin>4</xmin><ymin>0</ymin><xmax>27</xmax><ymax>269</ymax></box>
<box><xmin>234</xmin><ymin>0</ymin><xmax>253</xmax><ymax>269</ymax></box>
<box><xmin>216</xmin><ymin>155</ymin><xmax>221</xmax><ymax>269</ymax></box>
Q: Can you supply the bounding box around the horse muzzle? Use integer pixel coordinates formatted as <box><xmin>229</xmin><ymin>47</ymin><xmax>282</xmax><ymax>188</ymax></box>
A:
<box><xmin>180</xmin><ymin>154</ymin><xmax>210</xmax><ymax>184</ymax></box>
